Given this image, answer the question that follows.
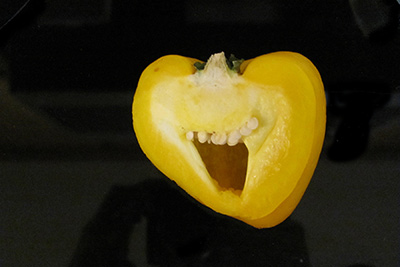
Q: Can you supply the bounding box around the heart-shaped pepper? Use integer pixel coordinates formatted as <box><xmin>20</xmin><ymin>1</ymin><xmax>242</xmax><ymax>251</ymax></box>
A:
<box><xmin>132</xmin><ymin>52</ymin><xmax>326</xmax><ymax>228</ymax></box>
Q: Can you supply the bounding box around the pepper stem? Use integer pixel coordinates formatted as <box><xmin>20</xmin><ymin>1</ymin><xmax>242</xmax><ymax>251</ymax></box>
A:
<box><xmin>194</xmin><ymin>52</ymin><xmax>244</xmax><ymax>73</ymax></box>
<box><xmin>226</xmin><ymin>54</ymin><xmax>244</xmax><ymax>73</ymax></box>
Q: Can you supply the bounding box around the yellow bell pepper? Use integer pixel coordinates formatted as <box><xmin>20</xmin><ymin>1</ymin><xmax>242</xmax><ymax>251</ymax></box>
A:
<box><xmin>132</xmin><ymin>52</ymin><xmax>326</xmax><ymax>228</ymax></box>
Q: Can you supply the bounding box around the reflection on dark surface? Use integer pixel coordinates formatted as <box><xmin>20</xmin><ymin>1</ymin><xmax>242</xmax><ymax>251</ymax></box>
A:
<box><xmin>327</xmin><ymin>81</ymin><xmax>392</xmax><ymax>161</ymax></box>
<box><xmin>70</xmin><ymin>179</ymin><xmax>310</xmax><ymax>267</ymax></box>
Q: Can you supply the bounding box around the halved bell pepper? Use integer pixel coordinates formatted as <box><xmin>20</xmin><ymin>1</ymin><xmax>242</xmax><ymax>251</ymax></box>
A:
<box><xmin>132</xmin><ymin>52</ymin><xmax>326</xmax><ymax>228</ymax></box>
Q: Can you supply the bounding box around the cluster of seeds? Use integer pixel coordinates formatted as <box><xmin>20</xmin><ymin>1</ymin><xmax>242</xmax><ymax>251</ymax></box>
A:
<box><xmin>186</xmin><ymin>117</ymin><xmax>259</xmax><ymax>146</ymax></box>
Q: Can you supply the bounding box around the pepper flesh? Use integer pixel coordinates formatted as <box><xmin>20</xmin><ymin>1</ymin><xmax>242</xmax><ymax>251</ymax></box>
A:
<box><xmin>132</xmin><ymin>52</ymin><xmax>326</xmax><ymax>228</ymax></box>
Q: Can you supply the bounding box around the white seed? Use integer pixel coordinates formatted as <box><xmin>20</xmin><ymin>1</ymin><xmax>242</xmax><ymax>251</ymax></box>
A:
<box><xmin>239</xmin><ymin>125</ymin><xmax>252</xmax><ymax>136</ymax></box>
<box><xmin>217</xmin><ymin>133</ymin><xmax>227</xmax><ymax>145</ymax></box>
<box><xmin>186</xmin><ymin>131</ymin><xmax>194</xmax><ymax>141</ymax></box>
<box><xmin>198</xmin><ymin>131</ymin><xmax>209</xmax><ymax>143</ymax></box>
<box><xmin>227</xmin><ymin>129</ymin><xmax>241</xmax><ymax>146</ymax></box>
<box><xmin>228</xmin><ymin>139</ymin><xmax>238</xmax><ymax>146</ymax></box>
<box><xmin>211</xmin><ymin>132</ymin><xmax>227</xmax><ymax>145</ymax></box>
<box><xmin>247</xmin><ymin>117</ymin><xmax>259</xmax><ymax>130</ymax></box>
<box><xmin>210</xmin><ymin>133</ymin><xmax>218</xmax><ymax>145</ymax></box>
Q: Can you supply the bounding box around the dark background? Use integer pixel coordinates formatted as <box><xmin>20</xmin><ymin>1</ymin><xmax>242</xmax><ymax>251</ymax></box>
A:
<box><xmin>1</xmin><ymin>0</ymin><xmax>399</xmax><ymax>266</ymax></box>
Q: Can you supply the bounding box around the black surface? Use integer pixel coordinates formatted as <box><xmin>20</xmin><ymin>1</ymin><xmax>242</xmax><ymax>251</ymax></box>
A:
<box><xmin>0</xmin><ymin>1</ymin><xmax>399</xmax><ymax>266</ymax></box>
<box><xmin>2</xmin><ymin>0</ymin><xmax>400</xmax><ymax>92</ymax></box>
<box><xmin>70</xmin><ymin>179</ymin><xmax>310</xmax><ymax>267</ymax></box>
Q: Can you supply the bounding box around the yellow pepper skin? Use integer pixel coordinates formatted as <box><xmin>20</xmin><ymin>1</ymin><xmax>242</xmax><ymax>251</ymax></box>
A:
<box><xmin>132</xmin><ymin>52</ymin><xmax>326</xmax><ymax>228</ymax></box>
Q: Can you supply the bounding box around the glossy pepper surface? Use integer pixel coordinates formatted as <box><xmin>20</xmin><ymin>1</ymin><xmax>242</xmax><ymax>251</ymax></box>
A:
<box><xmin>132</xmin><ymin>52</ymin><xmax>326</xmax><ymax>228</ymax></box>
